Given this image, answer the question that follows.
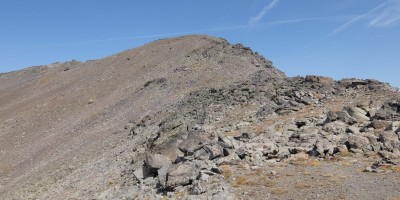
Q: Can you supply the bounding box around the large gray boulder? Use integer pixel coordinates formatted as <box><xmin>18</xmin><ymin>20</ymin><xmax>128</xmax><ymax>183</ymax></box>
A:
<box><xmin>166</xmin><ymin>163</ymin><xmax>199</xmax><ymax>189</ymax></box>
<box><xmin>323</xmin><ymin>121</ymin><xmax>347</xmax><ymax>135</ymax></box>
<box><xmin>348</xmin><ymin>135</ymin><xmax>371</xmax><ymax>152</ymax></box>
<box><xmin>345</xmin><ymin>106</ymin><xmax>370</xmax><ymax>122</ymax></box>
<box><xmin>146</xmin><ymin>153</ymin><xmax>171</xmax><ymax>170</ymax></box>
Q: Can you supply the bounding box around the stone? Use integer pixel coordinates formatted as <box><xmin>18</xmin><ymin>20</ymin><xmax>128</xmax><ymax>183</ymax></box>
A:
<box><xmin>301</xmin><ymin>96</ymin><xmax>314</xmax><ymax>105</ymax></box>
<box><xmin>379</xmin><ymin>131</ymin><xmax>399</xmax><ymax>143</ymax></box>
<box><xmin>386</xmin><ymin>121</ymin><xmax>400</xmax><ymax>132</ymax></box>
<box><xmin>234</xmin><ymin>132</ymin><xmax>253</xmax><ymax>142</ymax></box>
<box><xmin>346</xmin><ymin>126</ymin><xmax>360</xmax><ymax>134</ymax></box>
<box><xmin>314</xmin><ymin>139</ymin><xmax>337</xmax><ymax>156</ymax></box>
<box><xmin>335</xmin><ymin>111</ymin><xmax>356</xmax><ymax>124</ymax></box>
<box><xmin>166</xmin><ymin>163</ymin><xmax>198</xmax><ymax>189</ymax></box>
<box><xmin>375</xmin><ymin>100</ymin><xmax>400</xmax><ymax>120</ymax></box>
<box><xmin>379</xmin><ymin>132</ymin><xmax>400</xmax><ymax>152</ymax></box>
<box><xmin>215</xmin><ymin>153</ymin><xmax>239</xmax><ymax>165</ymax></box>
<box><xmin>194</xmin><ymin>148</ymin><xmax>209</xmax><ymax>160</ymax></box>
<box><xmin>203</xmin><ymin>144</ymin><xmax>224</xmax><ymax>160</ymax></box>
<box><xmin>217</xmin><ymin>132</ymin><xmax>233</xmax><ymax>148</ymax></box>
<box><xmin>261</xmin><ymin>142</ymin><xmax>277</xmax><ymax>155</ymax></box>
<box><xmin>371</xmin><ymin>120</ymin><xmax>391</xmax><ymax>130</ymax></box>
<box><xmin>146</xmin><ymin>153</ymin><xmax>171</xmax><ymax>172</ymax></box>
<box><xmin>236</xmin><ymin>121</ymin><xmax>251</xmax><ymax>129</ymax></box>
<box><xmin>179</xmin><ymin>130</ymin><xmax>217</xmax><ymax>154</ymax></box>
<box><xmin>348</xmin><ymin>135</ymin><xmax>370</xmax><ymax>151</ymax></box>
<box><xmin>323</xmin><ymin>121</ymin><xmax>347</xmax><ymax>135</ymax></box>
<box><xmin>298</xmin><ymin>127</ymin><xmax>319</xmax><ymax>142</ymax></box>
<box><xmin>345</xmin><ymin>106</ymin><xmax>370</xmax><ymax>122</ymax></box>
<box><xmin>157</xmin><ymin>165</ymin><xmax>170</xmax><ymax>188</ymax></box>
<box><xmin>364</xmin><ymin>167</ymin><xmax>383</xmax><ymax>173</ymax></box>
<box><xmin>134</xmin><ymin>165</ymin><xmax>149</xmax><ymax>180</ymax></box>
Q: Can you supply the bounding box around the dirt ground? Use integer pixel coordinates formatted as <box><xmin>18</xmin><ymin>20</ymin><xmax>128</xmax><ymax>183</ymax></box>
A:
<box><xmin>230</xmin><ymin>155</ymin><xmax>400</xmax><ymax>200</ymax></box>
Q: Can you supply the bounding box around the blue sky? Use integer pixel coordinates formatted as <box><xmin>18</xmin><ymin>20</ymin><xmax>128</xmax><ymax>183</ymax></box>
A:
<box><xmin>0</xmin><ymin>0</ymin><xmax>399</xmax><ymax>87</ymax></box>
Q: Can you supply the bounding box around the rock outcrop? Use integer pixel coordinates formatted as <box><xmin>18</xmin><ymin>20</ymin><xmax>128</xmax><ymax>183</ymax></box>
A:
<box><xmin>128</xmin><ymin>70</ymin><xmax>400</xmax><ymax>199</ymax></box>
<box><xmin>0</xmin><ymin>35</ymin><xmax>399</xmax><ymax>199</ymax></box>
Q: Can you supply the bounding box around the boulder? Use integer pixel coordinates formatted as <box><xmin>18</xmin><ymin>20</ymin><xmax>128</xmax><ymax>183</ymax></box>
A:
<box><xmin>146</xmin><ymin>153</ymin><xmax>172</xmax><ymax>172</ymax></box>
<box><xmin>323</xmin><ymin>121</ymin><xmax>347</xmax><ymax>135</ymax></box>
<box><xmin>346</xmin><ymin>126</ymin><xmax>360</xmax><ymax>134</ymax></box>
<box><xmin>204</xmin><ymin>144</ymin><xmax>224</xmax><ymax>160</ymax></box>
<box><xmin>166</xmin><ymin>163</ymin><xmax>198</xmax><ymax>189</ymax></box>
<box><xmin>385</xmin><ymin>121</ymin><xmax>400</xmax><ymax>132</ymax></box>
<box><xmin>345</xmin><ymin>106</ymin><xmax>370</xmax><ymax>122</ymax></box>
<box><xmin>133</xmin><ymin>165</ymin><xmax>149</xmax><ymax>180</ymax></box>
<box><xmin>348</xmin><ymin>135</ymin><xmax>371</xmax><ymax>152</ymax></box>
<box><xmin>379</xmin><ymin>132</ymin><xmax>400</xmax><ymax>152</ymax></box>
<box><xmin>298</xmin><ymin>127</ymin><xmax>319</xmax><ymax>143</ymax></box>
<box><xmin>157</xmin><ymin>165</ymin><xmax>170</xmax><ymax>188</ymax></box>
<box><xmin>374</xmin><ymin>100</ymin><xmax>400</xmax><ymax>120</ymax></box>
<box><xmin>217</xmin><ymin>132</ymin><xmax>233</xmax><ymax>148</ymax></box>
<box><xmin>179</xmin><ymin>130</ymin><xmax>217</xmax><ymax>154</ymax></box>
<box><xmin>371</xmin><ymin>120</ymin><xmax>391</xmax><ymax>130</ymax></box>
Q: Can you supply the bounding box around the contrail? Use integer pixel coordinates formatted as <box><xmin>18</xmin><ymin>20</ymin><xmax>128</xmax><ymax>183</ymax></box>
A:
<box><xmin>327</xmin><ymin>0</ymin><xmax>391</xmax><ymax>36</ymax></box>
<box><xmin>249</xmin><ymin>0</ymin><xmax>281</xmax><ymax>25</ymax></box>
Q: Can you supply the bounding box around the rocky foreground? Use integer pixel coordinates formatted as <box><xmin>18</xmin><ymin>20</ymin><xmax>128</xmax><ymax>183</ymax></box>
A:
<box><xmin>1</xmin><ymin>35</ymin><xmax>400</xmax><ymax>199</ymax></box>
<box><xmin>127</xmin><ymin>71</ymin><xmax>400</xmax><ymax>199</ymax></box>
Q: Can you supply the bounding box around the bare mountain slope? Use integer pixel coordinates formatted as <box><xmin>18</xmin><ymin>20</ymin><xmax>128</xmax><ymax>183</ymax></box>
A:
<box><xmin>0</xmin><ymin>35</ymin><xmax>284</xmax><ymax>199</ymax></box>
<box><xmin>1</xmin><ymin>35</ymin><xmax>400</xmax><ymax>200</ymax></box>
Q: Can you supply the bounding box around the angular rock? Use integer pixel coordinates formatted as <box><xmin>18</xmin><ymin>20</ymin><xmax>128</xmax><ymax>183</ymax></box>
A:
<box><xmin>348</xmin><ymin>135</ymin><xmax>371</xmax><ymax>152</ymax></box>
<box><xmin>386</xmin><ymin>121</ymin><xmax>400</xmax><ymax>132</ymax></box>
<box><xmin>323</xmin><ymin>121</ymin><xmax>347</xmax><ymax>135</ymax></box>
<box><xmin>217</xmin><ymin>132</ymin><xmax>233</xmax><ymax>148</ymax></box>
<box><xmin>157</xmin><ymin>165</ymin><xmax>170</xmax><ymax>188</ymax></box>
<box><xmin>236</xmin><ymin>121</ymin><xmax>251</xmax><ymax>129</ymax></box>
<box><xmin>179</xmin><ymin>130</ymin><xmax>217</xmax><ymax>154</ymax></box>
<box><xmin>146</xmin><ymin>153</ymin><xmax>172</xmax><ymax>172</ymax></box>
<box><xmin>374</xmin><ymin>100</ymin><xmax>400</xmax><ymax>120</ymax></box>
<box><xmin>346</xmin><ymin>126</ymin><xmax>360</xmax><ymax>134</ymax></box>
<box><xmin>345</xmin><ymin>106</ymin><xmax>370</xmax><ymax>122</ymax></box>
<box><xmin>371</xmin><ymin>120</ymin><xmax>391</xmax><ymax>130</ymax></box>
<box><xmin>203</xmin><ymin>144</ymin><xmax>224</xmax><ymax>160</ymax></box>
<box><xmin>194</xmin><ymin>148</ymin><xmax>210</xmax><ymax>160</ymax></box>
<box><xmin>166</xmin><ymin>163</ymin><xmax>198</xmax><ymax>189</ymax></box>
<box><xmin>379</xmin><ymin>132</ymin><xmax>400</xmax><ymax>152</ymax></box>
<box><xmin>134</xmin><ymin>165</ymin><xmax>149</xmax><ymax>180</ymax></box>
<box><xmin>298</xmin><ymin>127</ymin><xmax>319</xmax><ymax>142</ymax></box>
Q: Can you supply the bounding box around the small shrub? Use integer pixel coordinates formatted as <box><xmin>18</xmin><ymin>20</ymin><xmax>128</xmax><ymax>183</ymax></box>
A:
<box><xmin>234</xmin><ymin>176</ymin><xmax>249</xmax><ymax>187</ymax></box>
<box><xmin>339</xmin><ymin>150</ymin><xmax>351</xmax><ymax>157</ymax></box>
<box><xmin>294</xmin><ymin>182</ymin><xmax>311</xmax><ymax>189</ymax></box>
<box><xmin>220</xmin><ymin>165</ymin><xmax>232</xmax><ymax>179</ymax></box>
<box><xmin>270</xmin><ymin>188</ymin><xmax>288</xmax><ymax>195</ymax></box>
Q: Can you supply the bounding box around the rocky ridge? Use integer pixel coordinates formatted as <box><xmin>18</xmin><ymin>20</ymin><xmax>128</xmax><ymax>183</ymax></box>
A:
<box><xmin>127</xmin><ymin>71</ymin><xmax>400</xmax><ymax>199</ymax></box>
<box><xmin>0</xmin><ymin>35</ymin><xmax>399</xmax><ymax>199</ymax></box>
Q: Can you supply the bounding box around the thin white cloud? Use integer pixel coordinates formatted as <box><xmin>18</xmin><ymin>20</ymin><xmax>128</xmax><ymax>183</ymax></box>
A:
<box><xmin>369</xmin><ymin>0</ymin><xmax>400</xmax><ymax>27</ymax></box>
<box><xmin>328</xmin><ymin>0</ymin><xmax>400</xmax><ymax>36</ymax></box>
<box><xmin>265</xmin><ymin>16</ymin><xmax>352</xmax><ymax>25</ymax></box>
<box><xmin>20</xmin><ymin>15</ymin><xmax>350</xmax><ymax>50</ymax></box>
<box><xmin>249</xmin><ymin>0</ymin><xmax>280</xmax><ymax>25</ymax></box>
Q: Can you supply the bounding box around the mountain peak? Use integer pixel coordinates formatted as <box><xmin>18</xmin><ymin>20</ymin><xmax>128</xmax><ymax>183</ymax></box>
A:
<box><xmin>1</xmin><ymin>35</ymin><xmax>399</xmax><ymax>199</ymax></box>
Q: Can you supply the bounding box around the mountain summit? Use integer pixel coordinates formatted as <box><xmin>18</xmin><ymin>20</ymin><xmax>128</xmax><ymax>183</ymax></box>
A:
<box><xmin>1</xmin><ymin>35</ymin><xmax>399</xmax><ymax>199</ymax></box>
